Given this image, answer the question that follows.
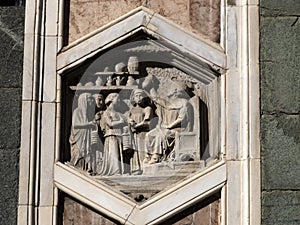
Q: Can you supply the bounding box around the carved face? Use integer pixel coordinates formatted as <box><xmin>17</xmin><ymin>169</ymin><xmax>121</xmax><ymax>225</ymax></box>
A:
<box><xmin>111</xmin><ymin>95</ymin><xmax>119</xmax><ymax>106</ymax></box>
<box><xmin>173</xmin><ymin>88</ymin><xmax>180</xmax><ymax>98</ymax></box>
<box><xmin>87</xmin><ymin>94</ymin><xmax>95</xmax><ymax>108</ymax></box>
<box><xmin>133</xmin><ymin>92</ymin><xmax>144</xmax><ymax>104</ymax></box>
<box><xmin>105</xmin><ymin>93</ymin><xmax>119</xmax><ymax>107</ymax></box>
<box><xmin>78</xmin><ymin>93</ymin><xmax>95</xmax><ymax>120</ymax></box>
<box><xmin>95</xmin><ymin>94</ymin><xmax>105</xmax><ymax>108</ymax></box>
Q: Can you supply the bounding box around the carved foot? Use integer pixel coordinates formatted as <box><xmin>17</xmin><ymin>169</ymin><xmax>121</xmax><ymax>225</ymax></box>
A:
<box><xmin>143</xmin><ymin>155</ymin><xmax>151</xmax><ymax>165</ymax></box>
<box><xmin>148</xmin><ymin>154</ymin><xmax>161</xmax><ymax>164</ymax></box>
<box><xmin>131</xmin><ymin>169</ymin><xmax>143</xmax><ymax>175</ymax></box>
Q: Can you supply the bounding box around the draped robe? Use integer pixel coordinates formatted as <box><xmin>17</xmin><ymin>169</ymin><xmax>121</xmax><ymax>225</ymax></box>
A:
<box><xmin>69</xmin><ymin>93</ymin><xmax>94</xmax><ymax>171</ymax></box>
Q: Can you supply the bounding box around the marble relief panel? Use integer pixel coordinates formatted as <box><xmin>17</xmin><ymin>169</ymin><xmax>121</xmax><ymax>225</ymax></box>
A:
<box><xmin>62</xmin><ymin>39</ymin><xmax>220</xmax><ymax>202</ymax></box>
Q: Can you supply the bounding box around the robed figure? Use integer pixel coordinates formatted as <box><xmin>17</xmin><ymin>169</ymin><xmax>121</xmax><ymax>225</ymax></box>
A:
<box><xmin>128</xmin><ymin>89</ymin><xmax>154</xmax><ymax>174</ymax></box>
<box><xmin>69</xmin><ymin>93</ymin><xmax>97</xmax><ymax>172</ymax></box>
<box><xmin>145</xmin><ymin>87</ymin><xmax>193</xmax><ymax>164</ymax></box>
<box><xmin>99</xmin><ymin>93</ymin><xmax>132</xmax><ymax>176</ymax></box>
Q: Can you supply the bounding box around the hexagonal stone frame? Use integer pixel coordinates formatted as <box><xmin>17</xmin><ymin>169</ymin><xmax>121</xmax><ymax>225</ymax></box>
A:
<box><xmin>55</xmin><ymin>8</ymin><xmax>225</xmax><ymax>223</ymax></box>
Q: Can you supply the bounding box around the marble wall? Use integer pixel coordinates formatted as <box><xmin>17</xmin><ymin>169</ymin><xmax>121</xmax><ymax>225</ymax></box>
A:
<box><xmin>68</xmin><ymin>0</ymin><xmax>220</xmax><ymax>44</ymax></box>
<box><xmin>61</xmin><ymin>194</ymin><xmax>221</xmax><ymax>225</ymax></box>
<box><xmin>260</xmin><ymin>0</ymin><xmax>300</xmax><ymax>224</ymax></box>
<box><xmin>0</xmin><ymin>7</ymin><xmax>24</xmax><ymax>225</ymax></box>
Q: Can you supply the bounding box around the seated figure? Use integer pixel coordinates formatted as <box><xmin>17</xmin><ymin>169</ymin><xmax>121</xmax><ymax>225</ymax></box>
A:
<box><xmin>145</xmin><ymin>86</ymin><xmax>193</xmax><ymax>164</ymax></box>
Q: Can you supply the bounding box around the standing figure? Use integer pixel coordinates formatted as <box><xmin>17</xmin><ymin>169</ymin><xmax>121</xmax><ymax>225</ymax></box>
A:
<box><xmin>128</xmin><ymin>89</ymin><xmax>154</xmax><ymax>174</ymax></box>
<box><xmin>69</xmin><ymin>93</ymin><xmax>97</xmax><ymax>173</ymax></box>
<box><xmin>99</xmin><ymin>93</ymin><xmax>129</xmax><ymax>176</ymax></box>
<box><xmin>92</xmin><ymin>93</ymin><xmax>106</xmax><ymax>174</ymax></box>
<box><xmin>145</xmin><ymin>86</ymin><xmax>192</xmax><ymax>164</ymax></box>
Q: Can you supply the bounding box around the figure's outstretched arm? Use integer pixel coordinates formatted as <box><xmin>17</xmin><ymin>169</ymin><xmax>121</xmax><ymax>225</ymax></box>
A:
<box><xmin>73</xmin><ymin>121</ymin><xmax>97</xmax><ymax>129</ymax></box>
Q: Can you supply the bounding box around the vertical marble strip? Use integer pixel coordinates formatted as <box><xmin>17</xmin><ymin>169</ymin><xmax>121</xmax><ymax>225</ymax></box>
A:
<box><xmin>39</xmin><ymin>103</ymin><xmax>56</xmax><ymax>207</ymax></box>
<box><xmin>43</xmin><ymin>37</ymin><xmax>57</xmax><ymax>103</ymax></box>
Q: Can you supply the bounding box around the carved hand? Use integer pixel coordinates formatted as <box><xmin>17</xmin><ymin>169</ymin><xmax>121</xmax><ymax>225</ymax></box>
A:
<box><xmin>128</xmin><ymin>119</ymin><xmax>136</xmax><ymax>127</ymax></box>
<box><xmin>88</xmin><ymin>121</ymin><xmax>97</xmax><ymax>129</ymax></box>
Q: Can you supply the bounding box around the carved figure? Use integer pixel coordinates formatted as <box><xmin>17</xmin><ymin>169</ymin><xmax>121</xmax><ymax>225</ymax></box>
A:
<box><xmin>145</xmin><ymin>86</ymin><xmax>192</xmax><ymax>164</ymax></box>
<box><xmin>126</xmin><ymin>76</ymin><xmax>137</xmax><ymax>86</ymax></box>
<box><xmin>69</xmin><ymin>93</ymin><xmax>97</xmax><ymax>173</ymax></box>
<box><xmin>94</xmin><ymin>93</ymin><xmax>106</xmax><ymax>127</ymax></box>
<box><xmin>127</xmin><ymin>56</ymin><xmax>139</xmax><ymax>74</ymax></box>
<box><xmin>95</xmin><ymin>76</ymin><xmax>104</xmax><ymax>86</ymax></box>
<box><xmin>99</xmin><ymin>93</ymin><xmax>130</xmax><ymax>176</ymax></box>
<box><xmin>142</xmin><ymin>74</ymin><xmax>159</xmax><ymax>98</ymax></box>
<box><xmin>115</xmin><ymin>76</ymin><xmax>125</xmax><ymax>86</ymax></box>
<box><xmin>106</xmin><ymin>76</ymin><xmax>114</xmax><ymax>86</ymax></box>
<box><xmin>115</xmin><ymin>62</ymin><xmax>127</xmax><ymax>73</ymax></box>
<box><xmin>92</xmin><ymin>93</ymin><xmax>106</xmax><ymax>174</ymax></box>
<box><xmin>128</xmin><ymin>89</ymin><xmax>154</xmax><ymax>174</ymax></box>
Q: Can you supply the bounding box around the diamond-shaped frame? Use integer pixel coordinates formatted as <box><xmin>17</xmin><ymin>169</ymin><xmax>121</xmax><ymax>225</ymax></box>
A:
<box><xmin>54</xmin><ymin>162</ymin><xmax>226</xmax><ymax>224</ymax></box>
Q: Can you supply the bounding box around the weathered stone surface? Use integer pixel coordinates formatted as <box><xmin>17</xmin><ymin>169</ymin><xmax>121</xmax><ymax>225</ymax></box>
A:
<box><xmin>161</xmin><ymin>195</ymin><xmax>220</xmax><ymax>225</ymax></box>
<box><xmin>0</xmin><ymin>7</ymin><xmax>23</xmax><ymax>225</ymax></box>
<box><xmin>149</xmin><ymin>0</ymin><xmax>220</xmax><ymax>42</ymax></box>
<box><xmin>260</xmin><ymin>17</ymin><xmax>299</xmax><ymax>62</ymax></box>
<box><xmin>189</xmin><ymin>0</ymin><xmax>220</xmax><ymax>42</ymax></box>
<box><xmin>0</xmin><ymin>7</ymin><xmax>24</xmax><ymax>88</ymax></box>
<box><xmin>0</xmin><ymin>88</ymin><xmax>22</xmax><ymax>149</ymax></box>
<box><xmin>62</xmin><ymin>194</ymin><xmax>220</xmax><ymax>224</ymax></box>
<box><xmin>260</xmin><ymin>61</ymin><xmax>300</xmax><ymax>113</ymax></box>
<box><xmin>261</xmin><ymin>115</ymin><xmax>300</xmax><ymax>190</ymax></box>
<box><xmin>260</xmin><ymin>0</ymin><xmax>300</xmax><ymax>16</ymax></box>
<box><xmin>0</xmin><ymin>148</ymin><xmax>19</xmax><ymax>225</ymax></box>
<box><xmin>0</xmin><ymin>91</ymin><xmax>21</xmax><ymax>223</ymax></box>
<box><xmin>0</xmin><ymin>1</ymin><xmax>25</xmax><ymax>6</ymax></box>
<box><xmin>61</xmin><ymin>195</ymin><xmax>121</xmax><ymax>225</ymax></box>
<box><xmin>68</xmin><ymin>0</ymin><xmax>146</xmax><ymax>44</ymax></box>
<box><xmin>149</xmin><ymin>0</ymin><xmax>190</xmax><ymax>29</ymax></box>
<box><xmin>68</xmin><ymin>0</ymin><xmax>220</xmax><ymax>43</ymax></box>
<box><xmin>262</xmin><ymin>191</ymin><xmax>300</xmax><ymax>225</ymax></box>
<box><xmin>260</xmin><ymin>17</ymin><xmax>300</xmax><ymax>113</ymax></box>
<box><xmin>260</xmin><ymin>1</ymin><xmax>300</xmax><ymax>223</ymax></box>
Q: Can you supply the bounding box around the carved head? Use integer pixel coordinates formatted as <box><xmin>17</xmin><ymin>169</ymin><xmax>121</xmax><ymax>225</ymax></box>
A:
<box><xmin>105</xmin><ymin>93</ymin><xmax>119</xmax><ymax>107</ymax></box>
<box><xmin>78</xmin><ymin>93</ymin><xmax>94</xmax><ymax>108</ymax></box>
<box><xmin>77</xmin><ymin>93</ymin><xmax>95</xmax><ymax>121</ymax></box>
<box><xmin>127</xmin><ymin>56</ymin><xmax>139</xmax><ymax>73</ymax></box>
<box><xmin>130</xmin><ymin>89</ymin><xmax>148</xmax><ymax>106</ymax></box>
<box><xmin>168</xmin><ymin>81</ymin><xmax>188</xmax><ymax>99</ymax></box>
<box><xmin>115</xmin><ymin>62</ymin><xmax>127</xmax><ymax>73</ymax></box>
<box><xmin>94</xmin><ymin>93</ymin><xmax>105</xmax><ymax>109</ymax></box>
